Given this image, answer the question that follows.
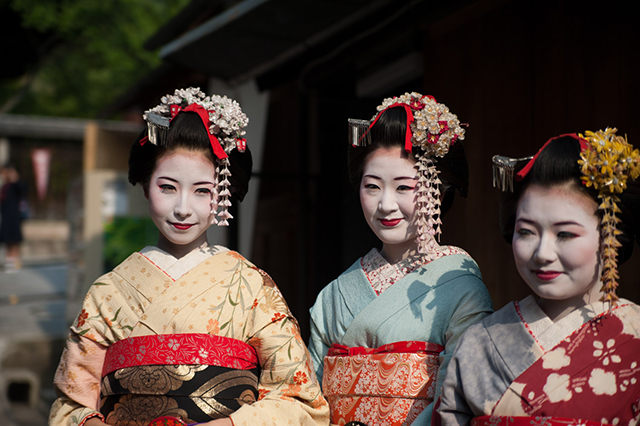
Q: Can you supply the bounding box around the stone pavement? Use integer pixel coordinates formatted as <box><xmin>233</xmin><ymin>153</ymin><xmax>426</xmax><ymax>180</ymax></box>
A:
<box><xmin>0</xmin><ymin>262</ymin><xmax>70</xmax><ymax>426</ymax></box>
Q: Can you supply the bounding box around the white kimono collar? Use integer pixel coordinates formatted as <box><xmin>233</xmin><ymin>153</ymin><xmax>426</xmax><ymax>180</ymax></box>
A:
<box><xmin>140</xmin><ymin>243</ymin><xmax>227</xmax><ymax>280</ymax></box>
<box><xmin>517</xmin><ymin>295</ymin><xmax>613</xmax><ymax>352</ymax></box>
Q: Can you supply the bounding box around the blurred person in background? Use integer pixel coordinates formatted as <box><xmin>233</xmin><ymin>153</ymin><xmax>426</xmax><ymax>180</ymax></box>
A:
<box><xmin>0</xmin><ymin>164</ymin><xmax>27</xmax><ymax>271</ymax></box>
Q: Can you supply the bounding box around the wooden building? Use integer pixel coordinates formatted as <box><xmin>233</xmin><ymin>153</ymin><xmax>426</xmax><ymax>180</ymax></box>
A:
<box><xmin>105</xmin><ymin>0</ymin><xmax>640</xmax><ymax>338</ymax></box>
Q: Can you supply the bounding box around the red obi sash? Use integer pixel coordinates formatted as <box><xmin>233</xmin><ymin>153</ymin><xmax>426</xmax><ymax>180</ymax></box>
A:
<box><xmin>103</xmin><ymin>333</ymin><xmax>258</xmax><ymax>377</ymax></box>
<box><xmin>101</xmin><ymin>334</ymin><xmax>260</xmax><ymax>425</ymax></box>
<box><xmin>323</xmin><ymin>340</ymin><xmax>444</xmax><ymax>426</ymax></box>
<box><xmin>473</xmin><ymin>416</ymin><xmax>605</xmax><ymax>426</ymax></box>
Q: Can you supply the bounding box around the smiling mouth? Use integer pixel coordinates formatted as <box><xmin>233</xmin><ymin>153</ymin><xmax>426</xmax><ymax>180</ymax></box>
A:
<box><xmin>379</xmin><ymin>218</ymin><xmax>402</xmax><ymax>227</ymax></box>
<box><xmin>171</xmin><ymin>223</ymin><xmax>194</xmax><ymax>230</ymax></box>
<box><xmin>533</xmin><ymin>270</ymin><xmax>561</xmax><ymax>281</ymax></box>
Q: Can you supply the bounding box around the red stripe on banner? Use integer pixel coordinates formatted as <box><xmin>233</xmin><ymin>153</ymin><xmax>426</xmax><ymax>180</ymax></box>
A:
<box><xmin>327</xmin><ymin>340</ymin><xmax>444</xmax><ymax>356</ymax></box>
<box><xmin>102</xmin><ymin>333</ymin><xmax>258</xmax><ymax>377</ymax></box>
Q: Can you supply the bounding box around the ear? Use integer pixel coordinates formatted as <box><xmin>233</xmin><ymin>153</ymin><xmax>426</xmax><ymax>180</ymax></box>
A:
<box><xmin>143</xmin><ymin>185</ymin><xmax>149</xmax><ymax>200</ymax></box>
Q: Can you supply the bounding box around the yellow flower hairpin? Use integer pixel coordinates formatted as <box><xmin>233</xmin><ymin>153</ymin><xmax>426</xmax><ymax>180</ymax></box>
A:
<box><xmin>578</xmin><ymin>128</ymin><xmax>640</xmax><ymax>305</ymax></box>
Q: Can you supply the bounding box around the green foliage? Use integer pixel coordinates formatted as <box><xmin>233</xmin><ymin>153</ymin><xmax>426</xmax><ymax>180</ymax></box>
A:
<box><xmin>103</xmin><ymin>216</ymin><xmax>158</xmax><ymax>271</ymax></box>
<box><xmin>2</xmin><ymin>0</ymin><xmax>189</xmax><ymax>118</ymax></box>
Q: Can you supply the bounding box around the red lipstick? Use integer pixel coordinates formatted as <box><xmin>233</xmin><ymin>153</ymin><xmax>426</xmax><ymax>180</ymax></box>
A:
<box><xmin>534</xmin><ymin>270</ymin><xmax>561</xmax><ymax>281</ymax></box>
<box><xmin>172</xmin><ymin>223</ymin><xmax>194</xmax><ymax>230</ymax></box>
<box><xmin>380</xmin><ymin>218</ymin><xmax>401</xmax><ymax>227</ymax></box>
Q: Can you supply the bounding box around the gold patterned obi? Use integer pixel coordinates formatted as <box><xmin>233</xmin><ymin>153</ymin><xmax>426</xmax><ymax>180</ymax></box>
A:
<box><xmin>323</xmin><ymin>341</ymin><xmax>443</xmax><ymax>426</ymax></box>
<box><xmin>100</xmin><ymin>333</ymin><xmax>259</xmax><ymax>426</ymax></box>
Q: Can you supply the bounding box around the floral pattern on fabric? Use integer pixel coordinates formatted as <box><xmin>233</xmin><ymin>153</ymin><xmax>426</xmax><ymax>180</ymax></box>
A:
<box><xmin>50</xmin><ymin>249</ymin><xmax>328</xmax><ymax>426</ymax></box>
<box><xmin>323</xmin><ymin>342</ymin><xmax>442</xmax><ymax>425</ymax></box>
<box><xmin>473</xmin><ymin>415</ymin><xmax>606</xmax><ymax>426</ymax></box>
<box><xmin>103</xmin><ymin>333</ymin><xmax>258</xmax><ymax>375</ymax></box>
<box><xmin>496</xmin><ymin>306</ymin><xmax>640</xmax><ymax>424</ymax></box>
<box><xmin>361</xmin><ymin>246</ymin><xmax>469</xmax><ymax>295</ymax></box>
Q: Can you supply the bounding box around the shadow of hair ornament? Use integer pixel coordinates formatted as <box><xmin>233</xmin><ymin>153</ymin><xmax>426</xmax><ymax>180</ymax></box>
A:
<box><xmin>347</xmin><ymin>92</ymin><xmax>467</xmax><ymax>255</ymax></box>
<box><xmin>140</xmin><ymin>87</ymin><xmax>249</xmax><ymax>227</ymax></box>
<box><xmin>492</xmin><ymin>128</ymin><xmax>640</xmax><ymax>306</ymax></box>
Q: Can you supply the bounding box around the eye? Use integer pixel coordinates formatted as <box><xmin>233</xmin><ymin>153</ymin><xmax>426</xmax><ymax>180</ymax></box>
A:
<box><xmin>397</xmin><ymin>185</ymin><xmax>415</xmax><ymax>192</ymax></box>
<box><xmin>159</xmin><ymin>184</ymin><xmax>176</xmax><ymax>192</ymax></box>
<box><xmin>363</xmin><ymin>183</ymin><xmax>380</xmax><ymax>190</ymax></box>
<box><xmin>557</xmin><ymin>231</ymin><xmax>578</xmax><ymax>240</ymax></box>
<box><xmin>196</xmin><ymin>187</ymin><xmax>212</xmax><ymax>195</ymax></box>
<box><xmin>516</xmin><ymin>228</ymin><xmax>534</xmax><ymax>237</ymax></box>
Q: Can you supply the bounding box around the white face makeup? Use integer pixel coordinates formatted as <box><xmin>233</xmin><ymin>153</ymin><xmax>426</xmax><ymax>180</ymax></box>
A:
<box><xmin>147</xmin><ymin>149</ymin><xmax>216</xmax><ymax>258</ymax></box>
<box><xmin>512</xmin><ymin>184</ymin><xmax>602</xmax><ymax>318</ymax></box>
<box><xmin>359</xmin><ymin>146</ymin><xmax>421</xmax><ymax>263</ymax></box>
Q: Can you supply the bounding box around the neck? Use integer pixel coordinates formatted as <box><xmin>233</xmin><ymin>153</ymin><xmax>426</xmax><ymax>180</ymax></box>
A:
<box><xmin>537</xmin><ymin>283</ymin><xmax>602</xmax><ymax>322</ymax></box>
<box><xmin>380</xmin><ymin>237</ymin><xmax>439</xmax><ymax>264</ymax></box>
<box><xmin>156</xmin><ymin>233</ymin><xmax>208</xmax><ymax>259</ymax></box>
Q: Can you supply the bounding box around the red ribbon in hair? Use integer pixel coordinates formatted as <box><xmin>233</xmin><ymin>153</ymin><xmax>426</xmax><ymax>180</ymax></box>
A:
<box><xmin>515</xmin><ymin>133</ymin><xmax>589</xmax><ymax>181</ymax></box>
<box><xmin>366</xmin><ymin>95</ymin><xmax>437</xmax><ymax>153</ymax></box>
<box><xmin>171</xmin><ymin>103</ymin><xmax>228</xmax><ymax>159</ymax></box>
<box><xmin>140</xmin><ymin>103</ymin><xmax>228</xmax><ymax>160</ymax></box>
<box><xmin>369</xmin><ymin>103</ymin><xmax>415</xmax><ymax>153</ymax></box>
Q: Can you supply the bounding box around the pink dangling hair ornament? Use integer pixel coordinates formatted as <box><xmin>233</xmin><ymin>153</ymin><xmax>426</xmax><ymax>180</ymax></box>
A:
<box><xmin>348</xmin><ymin>92</ymin><xmax>467</xmax><ymax>255</ymax></box>
<box><xmin>141</xmin><ymin>87</ymin><xmax>249</xmax><ymax>227</ymax></box>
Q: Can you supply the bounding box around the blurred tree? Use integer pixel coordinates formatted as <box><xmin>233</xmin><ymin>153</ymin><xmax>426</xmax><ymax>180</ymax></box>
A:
<box><xmin>0</xmin><ymin>0</ymin><xmax>189</xmax><ymax>118</ymax></box>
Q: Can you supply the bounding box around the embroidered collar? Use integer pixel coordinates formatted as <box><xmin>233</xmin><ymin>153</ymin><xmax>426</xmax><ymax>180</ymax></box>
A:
<box><xmin>361</xmin><ymin>246</ymin><xmax>468</xmax><ymax>295</ymax></box>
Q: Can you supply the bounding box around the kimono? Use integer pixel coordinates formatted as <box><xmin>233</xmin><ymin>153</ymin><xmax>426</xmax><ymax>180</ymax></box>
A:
<box><xmin>438</xmin><ymin>295</ymin><xmax>640</xmax><ymax>425</ymax></box>
<box><xmin>309</xmin><ymin>247</ymin><xmax>493</xmax><ymax>425</ymax></box>
<box><xmin>50</xmin><ymin>245</ymin><xmax>329</xmax><ymax>426</ymax></box>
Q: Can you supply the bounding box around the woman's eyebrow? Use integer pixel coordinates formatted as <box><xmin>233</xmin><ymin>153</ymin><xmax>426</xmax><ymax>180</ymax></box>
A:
<box><xmin>553</xmin><ymin>220</ymin><xmax>584</xmax><ymax>227</ymax></box>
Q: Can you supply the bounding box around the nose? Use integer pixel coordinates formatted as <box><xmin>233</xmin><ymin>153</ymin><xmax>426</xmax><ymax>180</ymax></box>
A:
<box><xmin>174</xmin><ymin>192</ymin><xmax>192</xmax><ymax>219</ymax></box>
<box><xmin>533</xmin><ymin>233</ymin><xmax>556</xmax><ymax>264</ymax></box>
<box><xmin>378</xmin><ymin>188</ymin><xmax>398</xmax><ymax>213</ymax></box>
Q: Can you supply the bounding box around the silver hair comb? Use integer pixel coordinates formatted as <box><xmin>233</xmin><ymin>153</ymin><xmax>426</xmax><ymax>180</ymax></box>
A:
<box><xmin>348</xmin><ymin>118</ymin><xmax>372</xmax><ymax>147</ymax></box>
<box><xmin>492</xmin><ymin>155</ymin><xmax>532</xmax><ymax>192</ymax></box>
<box><xmin>146</xmin><ymin>113</ymin><xmax>171</xmax><ymax>146</ymax></box>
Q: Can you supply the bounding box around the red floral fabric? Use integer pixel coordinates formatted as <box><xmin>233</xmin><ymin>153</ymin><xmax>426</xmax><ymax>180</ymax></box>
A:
<box><xmin>323</xmin><ymin>341</ymin><xmax>443</xmax><ymax>425</ymax></box>
<box><xmin>493</xmin><ymin>308</ymin><xmax>640</xmax><ymax>424</ymax></box>
<box><xmin>147</xmin><ymin>416</ymin><xmax>188</xmax><ymax>426</ymax></box>
<box><xmin>328</xmin><ymin>340</ymin><xmax>444</xmax><ymax>356</ymax></box>
<box><xmin>102</xmin><ymin>333</ymin><xmax>258</xmax><ymax>377</ymax></box>
<box><xmin>473</xmin><ymin>415</ymin><xmax>604</xmax><ymax>426</ymax></box>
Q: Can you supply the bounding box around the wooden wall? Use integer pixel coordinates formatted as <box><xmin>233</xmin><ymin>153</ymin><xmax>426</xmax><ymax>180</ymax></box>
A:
<box><xmin>252</xmin><ymin>0</ymin><xmax>640</xmax><ymax>337</ymax></box>
<box><xmin>423</xmin><ymin>0</ymin><xmax>640</xmax><ymax>309</ymax></box>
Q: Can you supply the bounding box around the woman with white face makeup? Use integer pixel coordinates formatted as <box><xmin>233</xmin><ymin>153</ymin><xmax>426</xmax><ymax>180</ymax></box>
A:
<box><xmin>49</xmin><ymin>88</ymin><xmax>329</xmax><ymax>426</ymax></box>
<box><xmin>308</xmin><ymin>93</ymin><xmax>493</xmax><ymax>425</ymax></box>
<box><xmin>439</xmin><ymin>131</ymin><xmax>640</xmax><ymax>425</ymax></box>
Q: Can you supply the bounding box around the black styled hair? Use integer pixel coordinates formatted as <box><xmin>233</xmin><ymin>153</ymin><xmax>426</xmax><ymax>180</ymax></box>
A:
<box><xmin>347</xmin><ymin>107</ymin><xmax>469</xmax><ymax>216</ymax></box>
<box><xmin>499</xmin><ymin>135</ymin><xmax>640</xmax><ymax>263</ymax></box>
<box><xmin>128</xmin><ymin>111</ymin><xmax>252</xmax><ymax>202</ymax></box>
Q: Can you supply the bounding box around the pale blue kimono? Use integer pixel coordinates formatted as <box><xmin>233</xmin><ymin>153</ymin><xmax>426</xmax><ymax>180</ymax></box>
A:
<box><xmin>309</xmin><ymin>250</ymin><xmax>493</xmax><ymax>425</ymax></box>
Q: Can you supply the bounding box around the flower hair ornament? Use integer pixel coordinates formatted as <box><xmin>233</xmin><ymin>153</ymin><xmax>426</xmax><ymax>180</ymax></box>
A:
<box><xmin>349</xmin><ymin>92</ymin><xmax>467</xmax><ymax>254</ymax></box>
<box><xmin>141</xmin><ymin>87</ymin><xmax>249</xmax><ymax>227</ymax></box>
<box><xmin>493</xmin><ymin>128</ymin><xmax>640</xmax><ymax>305</ymax></box>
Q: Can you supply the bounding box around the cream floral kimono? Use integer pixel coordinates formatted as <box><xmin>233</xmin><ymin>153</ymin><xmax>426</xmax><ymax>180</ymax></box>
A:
<box><xmin>50</xmin><ymin>245</ymin><xmax>329</xmax><ymax>426</ymax></box>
